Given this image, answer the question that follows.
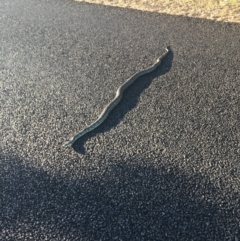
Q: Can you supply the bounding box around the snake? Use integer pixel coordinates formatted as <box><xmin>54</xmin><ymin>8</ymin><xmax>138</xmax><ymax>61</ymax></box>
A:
<box><xmin>63</xmin><ymin>47</ymin><xmax>169</xmax><ymax>147</ymax></box>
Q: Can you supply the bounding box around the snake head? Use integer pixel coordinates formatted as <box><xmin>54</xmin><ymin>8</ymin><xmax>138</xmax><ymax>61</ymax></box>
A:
<box><xmin>155</xmin><ymin>48</ymin><xmax>169</xmax><ymax>63</ymax></box>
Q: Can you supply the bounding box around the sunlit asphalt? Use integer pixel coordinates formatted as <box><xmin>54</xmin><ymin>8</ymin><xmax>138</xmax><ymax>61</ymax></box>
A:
<box><xmin>1</xmin><ymin>0</ymin><xmax>240</xmax><ymax>239</ymax></box>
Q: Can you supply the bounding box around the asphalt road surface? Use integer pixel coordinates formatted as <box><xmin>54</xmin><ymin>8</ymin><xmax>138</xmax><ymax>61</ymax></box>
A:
<box><xmin>1</xmin><ymin>0</ymin><xmax>240</xmax><ymax>240</ymax></box>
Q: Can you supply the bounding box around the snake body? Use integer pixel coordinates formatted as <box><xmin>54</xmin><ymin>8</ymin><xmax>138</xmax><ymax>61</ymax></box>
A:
<box><xmin>63</xmin><ymin>48</ymin><xmax>169</xmax><ymax>147</ymax></box>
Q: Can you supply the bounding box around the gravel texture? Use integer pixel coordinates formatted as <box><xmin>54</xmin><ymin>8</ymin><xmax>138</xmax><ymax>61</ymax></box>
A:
<box><xmin>1</xmin><ymin>0</ymin><xmax>240</xmax><ymax>240</ymax></box>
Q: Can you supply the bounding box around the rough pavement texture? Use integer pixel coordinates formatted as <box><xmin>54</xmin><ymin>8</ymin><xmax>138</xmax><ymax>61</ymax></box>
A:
<box><xmin>1</xmin><ymin>0</ymin><xmax>240</xmax><ymax>240</ymax></box>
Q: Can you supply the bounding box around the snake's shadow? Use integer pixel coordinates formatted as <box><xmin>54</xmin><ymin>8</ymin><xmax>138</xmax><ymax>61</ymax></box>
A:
<box><xmin>73</xmin><ymin>47</ymin><xmax>174</xmax><ymax>154</ymax></box>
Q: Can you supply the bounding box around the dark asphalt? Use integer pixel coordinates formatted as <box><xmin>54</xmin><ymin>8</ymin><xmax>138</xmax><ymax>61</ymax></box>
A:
<box><xmin>1</xmin><ymin>0</ymin><xmax>240</xmax><ymax>240</ymax></box>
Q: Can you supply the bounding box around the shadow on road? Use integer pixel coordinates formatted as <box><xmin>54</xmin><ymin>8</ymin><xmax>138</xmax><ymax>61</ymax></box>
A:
<box><xmin>72</xmin><ymin>47</ymin><xmax>174</xmax><ymax>154</ymax></box>
<box><xmin>1</xmin><ymin>152</ymin><xmax>239</xmax><ymax>240</ymax></box>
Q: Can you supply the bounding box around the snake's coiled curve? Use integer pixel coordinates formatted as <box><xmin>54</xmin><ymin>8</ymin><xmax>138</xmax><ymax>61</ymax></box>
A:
<box><xmin>63</xmin><ymin>48</ymin><xmax>169</xmax><ymax>147</ymax></box>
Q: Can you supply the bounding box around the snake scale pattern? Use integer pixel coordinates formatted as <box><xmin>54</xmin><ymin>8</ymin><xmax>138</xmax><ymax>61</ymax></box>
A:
<box><xmin>63</xmin><ymin>47</ymin><xmax>169</xmax><ymax>147</ymax></box>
